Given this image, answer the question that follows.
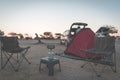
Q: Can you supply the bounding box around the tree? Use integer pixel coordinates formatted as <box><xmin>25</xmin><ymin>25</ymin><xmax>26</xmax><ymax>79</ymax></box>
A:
<box><xmin>96</xmin><ymin>25</ymin><xmax>118</xmax><ymax>36</ymax></box>
<box><xmin>18</xmin><ymin>33</ymin><xmax>24</xmax><ymax>39</ymax></box>
<box><xmin>8</xmin><ymin>32</ymin><xmax>18</xmax><ymax>37</ymax></box>
<box><xmin>24</xmin><ymin>33</ymin><xmax>32</xmax><ymax>40</ymax></box>
<box><xmin>43</xmin><ymin>32</ymin><xmax>53</xmax><ymax>39</ymax></box>
<box><xmin>55</xmin><ymin>33</ymin><xmax>61</xmax><ymax>39</ymax></box>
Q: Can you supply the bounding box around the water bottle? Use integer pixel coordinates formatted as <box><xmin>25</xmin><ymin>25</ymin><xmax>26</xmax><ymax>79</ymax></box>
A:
<box><xmin>48</xmin><ymin>52</ymin><xmax>54</xmax><ymax>59</ymax></box>
<box><xmin>51</xmin><ymin>52</ymin><xmax>54</xmax><ymax>59</ymax></box>
<box><xmin>48</xmin><ymin>52</ymin><xmax>51</xmax><ymax>59</ymax></box>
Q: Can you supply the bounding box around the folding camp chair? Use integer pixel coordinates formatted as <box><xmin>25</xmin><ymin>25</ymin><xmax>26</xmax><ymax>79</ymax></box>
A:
<box><xmin>82</xmin><ymin>36</ymin><xmax>116</xmax><ymax>77</ymax></box>
<box><xmin>0</xmin><ymin>36</ymin><xmax>31</xmax><ymax>71</ymax></box>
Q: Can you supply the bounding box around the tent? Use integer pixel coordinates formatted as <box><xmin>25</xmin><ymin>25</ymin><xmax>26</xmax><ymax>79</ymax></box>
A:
<box><xmin>64</xmin><ymin>28</ymin><xmax>97</xmax><ymax>58</ymax></box>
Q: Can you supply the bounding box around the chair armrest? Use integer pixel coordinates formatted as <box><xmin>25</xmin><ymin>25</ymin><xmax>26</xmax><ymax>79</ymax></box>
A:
<box><xmin>81</xmin><ymin>49</ymin><xmax>111</xmax><ymax>55</ymax></box>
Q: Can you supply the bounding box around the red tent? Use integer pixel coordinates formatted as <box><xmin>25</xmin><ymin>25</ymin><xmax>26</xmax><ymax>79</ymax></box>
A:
<box><xmin>64</xmin><ymin>28</ymin><xmax>95</xmax><ymax>58</ymax></box>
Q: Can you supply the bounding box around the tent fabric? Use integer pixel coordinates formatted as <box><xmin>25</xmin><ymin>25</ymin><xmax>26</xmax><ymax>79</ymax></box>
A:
<box><xmin>64</xmin><ymin>28</ymin><xmax>97</xmax><ymax>58</ymax></box>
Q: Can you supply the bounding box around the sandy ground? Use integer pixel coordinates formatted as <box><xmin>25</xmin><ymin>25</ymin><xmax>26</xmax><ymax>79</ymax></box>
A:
<box><xmin>0</xmin><ymin>39</ymin><xmax>120</xmax><ymax>80</ymax></box>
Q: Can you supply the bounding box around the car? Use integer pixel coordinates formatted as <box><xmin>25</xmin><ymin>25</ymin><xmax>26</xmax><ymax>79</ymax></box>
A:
<box><xmin>60</xmin><ymin>30</ymin><xmax>70</xmax><ymax>46</ymax></box>
<box><xmin>96</xmin><ymin>26</ymin><xmax>118</xmax><ymax>37</ymax></box>
<box><xmin>60</xmin><ymin>22</ymin><xmax>88</xmax><ymax>46</ymax></box>
<box><xmin>69</xmin><ymin>22</ymin><xmax>87</xmax><ymax>37</ymax></box>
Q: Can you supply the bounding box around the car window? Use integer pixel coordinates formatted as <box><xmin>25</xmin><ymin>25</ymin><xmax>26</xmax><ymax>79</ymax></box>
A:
<box><xmin>63</xmin><ymin>30</ymin><xmax>70</xmax><ymax>36</ymax></box>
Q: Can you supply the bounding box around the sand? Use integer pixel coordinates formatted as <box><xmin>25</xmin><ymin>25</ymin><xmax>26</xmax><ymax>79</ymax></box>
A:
<box><xmin>0</xmin><ymin>39</ymin><xmax>120</xmax><ymax>80</ymax></box>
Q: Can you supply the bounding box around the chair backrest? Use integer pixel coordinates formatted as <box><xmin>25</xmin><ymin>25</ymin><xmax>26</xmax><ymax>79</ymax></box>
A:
<box><xmin>93</xmin><ymin>36</ymin><xmax>115</xmax><ymax>55</ymax></box>
<box><xmin>0</xmin><ymin>37</ymin><xmax>19</xmax><ymax>51</ymax></box>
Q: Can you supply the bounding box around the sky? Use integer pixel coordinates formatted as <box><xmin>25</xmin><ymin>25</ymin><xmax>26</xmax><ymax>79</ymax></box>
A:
<box><xmin>0</xmin><ymin>0</ymin><xmax>120</xmax><ymax>37</ymax></box>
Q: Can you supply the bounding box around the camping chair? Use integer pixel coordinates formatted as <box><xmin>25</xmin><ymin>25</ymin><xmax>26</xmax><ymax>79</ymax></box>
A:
<box><xmin>81</xmin><ymin>36</ymin><xmax>116</xmax><ymax>77</ymax></box>
<box><xmin>0</xmin><ymin>36</ymin><xmax>31</xmax><ymax>71</ymax></box>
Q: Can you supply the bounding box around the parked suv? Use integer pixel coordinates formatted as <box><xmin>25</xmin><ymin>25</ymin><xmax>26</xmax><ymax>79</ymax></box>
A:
<box><xmin>60</xmin><ymin>22</ymin><xmax>88</xmax><ymax>46</ymax></box>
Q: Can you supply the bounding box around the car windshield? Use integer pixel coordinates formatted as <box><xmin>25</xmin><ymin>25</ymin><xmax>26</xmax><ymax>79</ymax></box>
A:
<box><xmin>63</xmin><ymin>30</ymin><xmax>70</xmax><ymax>36</ymax></box>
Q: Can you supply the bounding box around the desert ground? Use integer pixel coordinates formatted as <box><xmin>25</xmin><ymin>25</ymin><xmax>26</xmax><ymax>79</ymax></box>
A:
<box><xmin>0</xmin><ymin>39</ymin><xmax>120</xmax><ymax>80</ymax></box>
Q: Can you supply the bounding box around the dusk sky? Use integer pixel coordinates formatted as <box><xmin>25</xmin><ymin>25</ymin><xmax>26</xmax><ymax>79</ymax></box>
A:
<box><xmin>0</xmin><ymin>0</ymin><xmax>120</xmax><ymax>36</ymax></box>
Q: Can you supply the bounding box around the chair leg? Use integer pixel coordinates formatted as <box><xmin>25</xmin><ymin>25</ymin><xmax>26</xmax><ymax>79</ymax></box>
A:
<box><xmin>39</xmin><ymin>61</ymin><xmax>42</xmax><ymax>71</ymax></box>
<box><xmin>22</xmin><ymin>55</ymin><xmax>31</xmax><ymax>64</ymax></box>
<box><xmin>2</xmin><ymin>53</ymin><xmax>13</xmax><ymax>69</ymax></box>
<box><xmin>58</xmin><ymin>61</ymin><xmax>61</xmax><ymax>72</ymax></box>
<box><xmin>2</xmin><ymin>53</ymin><xmax>17</xmax><ymax>71</ymax></box>
<box><xmin>16</xmin><ymin>57</ymin><xmax>24</xmax><ymax>71</ymax></box>
<box><xmin>21</xmin><ymin>47</ymin><xmax>31</xmax><ymax>64</ymax></box>
<box><xmin>89</xmin><ymin>63</ymin><xmax>101</xmax><ymax>77</ymax></box>
<box><xmin>15</xmin><ymin>52</ymin><xmax>31</xmax><ymax>71</ymax></box>
<box><xmin>6</xmin><ymin>53</ymin><xmax>18</xmax><ymax>63</ymax></box>
<box><xmin>81</xmin><ymin>62</ymin><xmax>89</xmax><ymax>68</ymax></box>
<box><xmin>111</xmin><ymin>53</ymin><xmax>117</xmax><ymax>73</ymax></box>
<box><xmin>2</xmin><ymin>52</ymin><xmax>31</xmax><ymax>71</ymax></box>
<box><xmin>110</xmin><ymin>66</ymin><xmax>117</xmax><ymax>73</ymax></box>
<box><xmin>1</xmin><ymin>50</ymin><xmax>3</xmax><ymax>69</ymax></box>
